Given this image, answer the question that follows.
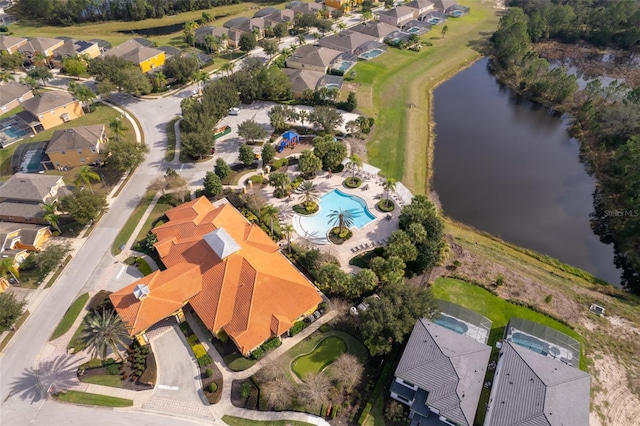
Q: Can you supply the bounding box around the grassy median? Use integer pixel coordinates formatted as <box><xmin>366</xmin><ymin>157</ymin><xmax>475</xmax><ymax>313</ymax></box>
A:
<box><xmin>55</xmin><ymin>390</ymin><xmax>132</xmax><ymax>407</ymax></box>
<box><xmin>50</xmin><ymin>293</ymin><xmax>89</xmax><ymax>340</ymax></box>
<box><xmin>353</xmin><ymin>0</ymin><xmax>501</xmax><ymax>193</ymax></box>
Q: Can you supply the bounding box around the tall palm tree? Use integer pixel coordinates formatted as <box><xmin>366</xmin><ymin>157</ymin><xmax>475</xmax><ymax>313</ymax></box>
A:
<box><xmin>383</xmin><ymin>178</ymin><xmax>397</xmax><ymax>204</ymax></box>
<box><xmin>0</xmin><ymin>257</ymin><xmax>19</xmax><ymax>281</ymax></box>
<box><xmin>297</xmin><ymin>34</ymin><xmax>306</xmax><ymax>46</ymax></box>
<box><xmin>219</xmin><ymin>62</ymin><xmax>234</xmax><ymax>78</ymax></box>
<box><xmin>81</xmin><ymin>310</ymin><xmax>130</xmax><ymax>361</ymax></box>
<box><xmin>281</xmin><ymin>223</ymin><xmax>294</xmax><ymax>252</ymax></box>
<box><xmin>441</xmin><ymin>25</ymin><xmax>449</xmax><ymax>38</ymax></box>
<box><xmin>109</xmin><ymin>117</ymin><xmax>128</xmax><ymax>141</ymax></box>
<box><xmin>260</xmin><ymin>204</ymin><xmax>280</xmax><ymax>237</ymax></box>
<box><xmin>193</xmin><ymin>71</ymin><xmax>209</xmax><ymax>87</ymax></box>
<box><xmin>19</xmin><ymin>75</ymin><xmax>39</xmax><ymax>96</ymax></box>
<box><xmin>68</xmin><ymin>82</ymin><xmax>96</xmax><ymax>113</ymax></box>
<box><xmin>74</xmin><ymin>166</ymin><xmax>101</xmax><ymax>192</ymax></box>
<box><xmin>327</xmin><ymin>208</ymin><xmax>355</xmax><ymax>235</ymax></box>
<box><xmin>297</xmin><ymin>180</ymin><xmax>319</xmax><ymax>208</ymax></box>
<box><xmin>347</xmin><ymin>154</ymin><xmax>363</xmax><ymax>179</ymax></box>
<box><xmin>42</xmin><ymin>202</ymin><xmax>60</xmax><ymax>232</ymax></box>
<box><xmin>298</xmin><ymin>110</ymin><xmax>308</xmax><ymax>127</ymax></box>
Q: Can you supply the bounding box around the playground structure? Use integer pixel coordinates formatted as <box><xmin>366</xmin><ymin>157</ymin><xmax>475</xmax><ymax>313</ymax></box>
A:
<box><xmin>277</xmin><ymin>130</ymin><xmax>299</xmax><ymax>152</ymax></box>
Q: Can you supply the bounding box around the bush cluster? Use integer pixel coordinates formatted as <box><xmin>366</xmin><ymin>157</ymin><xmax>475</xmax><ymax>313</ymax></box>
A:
<box><xmin>289</xmin><ymin>321</ymin><xmax>305</xmax><ymax>336</ymax></box>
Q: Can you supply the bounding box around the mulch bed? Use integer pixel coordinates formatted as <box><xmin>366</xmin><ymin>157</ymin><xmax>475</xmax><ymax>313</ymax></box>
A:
<box><xmin>231</xmin><ymin>379</ymin><xmax>260</xmax><ymax>410</ymax></box>
<box><xmin>201</xmin><ymin>362</ymin><xmax>223</xmax><ymax>404</ymax></box>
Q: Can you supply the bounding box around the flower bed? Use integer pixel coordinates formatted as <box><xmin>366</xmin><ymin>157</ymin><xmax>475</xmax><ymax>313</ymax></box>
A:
<box><xmin>179</xmin><ymin>321</ymin><xmax>222</xmax><ymax>404</ymax></box>
<box><xmin>328</xmin><ymin>227</ymin><xmax>352</xmax><ymax>245</ymax></box>
<box><xmin>376</xmin><ymin>199</ymin><xmax>395</xmax><ymax>212</ymax></box>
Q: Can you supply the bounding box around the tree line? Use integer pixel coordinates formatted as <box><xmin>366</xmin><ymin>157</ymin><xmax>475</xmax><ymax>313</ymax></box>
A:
<box><xmin>14</xmin><ymin>0</ymin><xmax>240</xmax><ymax>25</ymax></box>
<box><xmin>491</xmin><ymin>5</ymin><xmax>640</xmax><ymax>292</ymax></box>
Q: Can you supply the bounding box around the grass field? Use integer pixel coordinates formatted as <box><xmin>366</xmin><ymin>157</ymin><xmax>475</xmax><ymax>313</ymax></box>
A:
<box><xmin>222</xmin><ymin>416</ymin><xmax>314</xmax><ymax>426</ymax></box>
<box><xmin>55</xmin><ymin>390</ymin><xmax>132</xmax><ymax>407</ymax></box>
<box><xmin>6</xmin><ymin>1</ymin><xmax>304</xmax><ymax>48</ymax></box>
<box><xmin>50</xmin><ymin>293</ymin><xmax>89</xmax><ymax>340</ymax></box>
<box><xmin>291</xmin><ymin>336</ymin><xmax>347</xmax><ymax>378</ymax></box>
<box><xmin>0</xmin><ymin>102</ymin><xmax>136</xmax><ymax>178</ymax></box>
<box><xmin>353</xmin><ymin>0</ymin><xmax>501</xmax><ymax>193</ymax></box>
<box><xmin>79</xmin><ymin>374</ymin><xmax>123</xmax><ymax>388</ymax></box>
<box><xmin>223</xmin><ymin>352</ymin><xmax>257</xmax><ymax>371</ymax></box>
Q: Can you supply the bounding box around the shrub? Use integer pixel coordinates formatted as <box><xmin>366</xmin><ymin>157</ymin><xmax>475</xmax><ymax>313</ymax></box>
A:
<box><xmin>240</xmin><ymin>381</ymin><xmax>252</xmax><ymax>399</ymax></box>
<box><xmin>192</xmin><ymin>343</ymin><xmax>207</xmax><ymax>359</ymax></box>
<box><xmin>209</xmin><ymin>382</ymin><xmax>218</xmax><ymax>393</ymax></box>
<box><xmin>376</xmin><ymin>199</ymin><xmax>395</xmax><ymax>212</ymax></box>
<box><xmin>544</xmin><ymin>294</ymin><xmax>553</xmax><ymax>304</ymax></box>
<box><xmin>319</xmin><ymin>323</ymin><xmax>331</xmax><ymax>333</ymax></box>
<box><xmin>105</xmin><ymin>362</ymin><xmax>121</xmax><ymax>375</ymax></box>
<box><xmin>197</xmin><ymin>354</ymin><xmax>213</xmax><ymax>367</ymax></box>
<box><xmin>187</xmin><ymin>334</ymin><xmax>199</xmax><ymax>346</ymax></box>
<box><xmin>249</xmin><ymin>175</ymin><xmax>264</xmax><ymax>184</ymax></box>
<box><xmin>495</xmin><ymin>275</ymin><xmax>505</xmax><ymax>286</ymax></box>
<box><xmin>344</xmin><ymin>177</ymin><xmax>362</xmax><ymax>188</ymax></box>
<box><xmin>453</xmin><ymin>260</ymin><xmax>461</xmax><ymax>267</ymax></box>
<box><xmin>262</xmin><ymin>337</ymin><xmax>281</xmax><ymax>352</ymax></box>
<box><xmin>216</xmin><ymin>330</ymin><xmax>229</xmax><ymax>343</ymax></box>
<box><xmin>80</xmin><ymin>359</ymin><xmax>102</xmax><ymax>369</ymax></box>
<box><xmin>289</xmin><ymin>321</ymin><xmax>305</xmax><ymax>336</ymax></box>
<box><xmin>251</xmin><ymin>347</ymin><xmax>265</xmax><ymax>360</ymax></box>
<box><xmin>272</xmin><ymin>158</ymin><xmax>289</xmax><ymax>169</ymax></box>
<box><xmin>206</xmin><ymin>368</ymin><xmax>214</xmax><ymax>378</ymax></box>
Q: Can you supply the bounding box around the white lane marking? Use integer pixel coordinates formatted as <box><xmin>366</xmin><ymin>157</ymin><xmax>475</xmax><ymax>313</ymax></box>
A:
<box><xmin>157</xmin><ymin>384</ymin><xmax>179</xmax><ymax>390</ymax></box>
<box><xmin>116</xmin><ymin>265</ymin><xmax>126</xmax><ymax>279</ymax></box>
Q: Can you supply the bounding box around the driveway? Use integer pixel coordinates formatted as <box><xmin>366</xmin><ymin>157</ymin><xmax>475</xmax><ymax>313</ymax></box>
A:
<box><xmin>144</xmin><ymin>326</ymin><xmax>214</xmax><ymax>421</ymax></box>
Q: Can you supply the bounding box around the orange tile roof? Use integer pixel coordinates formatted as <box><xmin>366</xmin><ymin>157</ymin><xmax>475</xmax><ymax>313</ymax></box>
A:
<box><xmin>113</xmin><ymin>197</ymin><xmax>321</xmax><ymax>354</ymax></box>
<box><xmin>110</xmin><ymin>263</ymin><xmax>202</xmax><ymax>336</ymax></box>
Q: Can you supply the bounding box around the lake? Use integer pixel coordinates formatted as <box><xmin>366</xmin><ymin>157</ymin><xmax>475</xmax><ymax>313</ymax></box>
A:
<box><xmin>432</xmin><ymin>58</ymin><xmax>620</xmax><ymax>285</ymax></box>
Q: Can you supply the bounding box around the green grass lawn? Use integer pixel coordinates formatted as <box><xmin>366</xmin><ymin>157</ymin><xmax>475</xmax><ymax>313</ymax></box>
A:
<box><xmin>0</xmin><ymin>105</ymin><xmax>23</xmax><ymax>120</ymax></box>
<box><xmin>55</xmin><ymin>390</ymin><xmax>132</xmax><ymax>407</ymax></box>
<box><xmin>111</xmin><ymin>190</ymin><xmax>156</xmax><ymax>255</ymax></box>
<box><xmin>50</xmin><ymin>293</ymin><xmax>89</xmax><ymax>340</ymax></box>
<box><xmin>165</xmin><ymin>117</ymin><xmax>179</xmax><ymax>162</ymax></box>
<box><xmin>0</xmin><ymin>102</ymin><xmax>136</xmax><ymax>178</ymax></box>
<box><xmin>291</xmin><ymin>336</ymin><xmax>346</xmax><ymax>378</ymax></box>
<box><xmin>431</xmin><ymin>277</ymin><xmax>584</xmax><ymax>368</ymax></box>
<box><xmin>222</xmin><ymin>416</ymin><xmax>314</xmax><ymax>426</ymax></box>
<box><xmin>136</xmin><ymin>257</ymin><xmax>153</xmax><ymax>275</ymax></box>
<box><xmin>223</xmin><ymin>353</ymin><xmax>257</xmax><ymax>372</ymax></box>
<box><xmin>79</xmin><ymin>374</ymin><xmax>123</xmax><ymax>388</ymax></box>
<box><xmin>353</xmin><ymin>0</ymin><xmax>500</xmax><ymax>193</ymax></box>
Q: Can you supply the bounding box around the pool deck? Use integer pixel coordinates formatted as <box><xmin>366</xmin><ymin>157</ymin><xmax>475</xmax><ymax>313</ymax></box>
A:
<box><xmin>257</xmin><ymin>167</ymin><xmax>403</xmax><ymax>272</ymax></box>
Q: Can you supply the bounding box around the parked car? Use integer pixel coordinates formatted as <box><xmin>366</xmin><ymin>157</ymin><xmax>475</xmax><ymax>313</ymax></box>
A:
<box><xmin>228</xmin><ymin>107</ymin><xmax>240</xmax><ymax>116</ymax></box>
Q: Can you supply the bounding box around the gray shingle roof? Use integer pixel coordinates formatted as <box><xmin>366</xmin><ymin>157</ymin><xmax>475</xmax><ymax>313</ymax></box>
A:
<box><xmin>406</xmin><ymin>0</ymin><xmax>435</xmax><ymax>10</ymax></box>
<box><xmin>287</xmin><ymin>45</ymin><xmax>342</xmax><ymax>68</ymax></box>
<box><xmin>0</xmin><ymin>82</ymin><xmax>31</xmax><ymax>109</ymax></box>
<box><xmin>0</xmin><ymin>222</ymin><xmax>48</xmax><ymax>246</ymax></box>
<box><xmin>47</xmin><ymin>125</ymin><xmax>104</xmax><ymax>153</ymax></box>
<box><xmin>349</xmin><ymin>22</ymin><xmax>398</xmax><ymax>39</ymax></box>
<box><xmin>18</xmin><ymin>37</ymin><xmax>63</xmax><ymax>54</ymax></box>
<box><xmin>0</xmin><ymin>35</ymin><xmax>27</xmax><ymax>51</ymax></box>
<box><xmin>377</xmin><ymin>6</ymin><xmax>414</xmax><ymax>18</ymax></box>
<box><xmin>0</xmin><ymin>173</ymin><xmax>63</xmax><ymax>202</ymax></box>
<box><xmin>484</xmin><ymin>342</ymin><xmax>590</xmax><ymax>426</ymax></box>
<box><xmin>395</xmin><ymin>318</ymin><xmax>491</xmax><ymax>426</ymax></box>
<box><xmin>20</xmin><ymin>92</ymin><xmax>77</xmax><ymax>116</ymax></box>
<box><xmin>318</xmin><ymin>31</ymin><xmax>377</xmax><ymax>53</ymax></box>
<box><xmin>0</xmin><ymin>201</ymin><xmax>45</xmax><ymax>219</ymax></box>
<box><xmin>432</xmin><ymin>0</ymin><xmax>457</xmax><ymax>11</ymax></box>
<box><xmin>104</xmin><ymin>39</ymin><xmax>163</xmax><ymax>64</ymax></box>
<box><xmin>283</xmin><ymin>68</ymin><xmax>325</xmax><ymax>93</ymax></box>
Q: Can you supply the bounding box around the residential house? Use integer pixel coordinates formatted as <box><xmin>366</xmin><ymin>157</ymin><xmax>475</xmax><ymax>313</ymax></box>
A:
<box><xmin>52</xmin><ymin>39</ymin><xmax>101</xmax><ymax>63</ymax></box>
<box><xmin>263</xmin><ymin>9</ymin><xmax>295</xmax><ymax>27</ymax></box>
<box><xmin>46</xmin><ymin>124</ymin><xmax>106</xmax><ymax>169</ymax></box>
<box><xmin>349</xmin><ymin>21</ymin><xmax>398</xmax><ymax>42</ymax></box>
<box><xmin>231</xmin><ymin>18</ymin><xmax>267</xmax><ymax>38</ymax></box>
<box><xmin>484</xmin><ymin>342</ymin><xmax>590</xmax><ymax>425</ymax></box>
<box><xmin>17</xmin><ymin>37</ymin><xmax>65</xmax><ymax>61</ymax></box>
<box><xmin>285</xmin><ymin>45</ymin><xmax>342</xmax><ymax>73</ymax></box>
<box><xmin>377</xmin><ymin>6</ymin><xmax>415</xmax><ymax>27</ymax></box>
<box><xmin>196</xmin><ymin>26</ymin><xmax>234</xmax><ymax>50</ymax></box>
<box><xmin>283</xmin><ymin>68</ymin><xmax>343</xmax><ymax>97</ymax></box>
<box><xmin>0</xmin><ymin>173</ymin><xmax>66</xmax><ymax>224</ymax></box>
<box><xmin>287</xmin><ymin>1</ymin><xmax>324</xmax><ymax>15</ymax></box>
<box><xmin>433</xmin><ymin>0</ymin><xmax>458</xmax><ymax>12</ymax></box>
<box><xmin>318</xmin><ymin>30</ymin><xmax>378</xmax><ymax>54</ymax></box>
<box><xmin>0</xmin><ymin>277</ymin><xmax>8</xmax><ymax>293</ymax></box>
<box><xmin>0</xmin><ymin>222</ymin><xmax>52</xmax><ymax>266</ymax></box>
<box><xmin>19</xmin><ymin>91</ymin><xmax>84</xmax><ymax>132</ymax></box>
<box><xmin>0</xmin><ymin>35</ymin><xmax>27</xmax><ymax>54</ymax></box>
<box><xmin>391</xmin><ymin>313</ymin><xmax>492</xmax><ymax>426</ymax></box>
<box><xmin>103</xmin><ymin>39</ymin><xmax>165</xmax><ymax>73</ymax></box>
<box><xmin>110</xmin><ymin>197</ymin><xmax>322</xmax><ymax>354</ymax></box>
<box><xmin>406</xmin><ymin>0</ymin><xmax>435</xmax><ymax>19</ymax></box>
<box><xmin>324</xmin><ymin>0</ymin><xmax>362</xmax><ymax>12</ymax></box>
<box><xmin>254</xmin><ymin>7</ymin><xmax>280</xmax><ymax>18</ymax></box>
<box><xmin>0</xmin><ymin>82</ymin><xmax>33</xmax><ymax>114</ymax></box>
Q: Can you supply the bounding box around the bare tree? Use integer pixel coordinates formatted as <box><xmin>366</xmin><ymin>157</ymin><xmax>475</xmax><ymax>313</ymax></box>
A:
<box><xmin>261</xmin><ymin>375</ymin><xmax>295</xmax><ymax>410</ymax></box>
<box><xmin>299</xmin><ymin>372</ymin><xmax>331</xmax><ymax>408</ymax></box>
<box><xmin>329</xmin><ymin>353</ymin><xmax>364</xmax><ymax>392</ymax></box>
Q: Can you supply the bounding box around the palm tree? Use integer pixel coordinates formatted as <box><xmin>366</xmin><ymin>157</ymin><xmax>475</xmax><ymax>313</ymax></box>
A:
<box><xmin>383</xmin><ymin>177</ymin><xmax>397</xmax><ymax>205</ymax></box>
<box><xmin>33</xmin><ymin>51</ymin><xmax>50</xmax><ymax>68</ymax></box>
<box><xmin>260</xmin><ymin>204</ymin><xmax>280</xmax><ymax>237</ymax></box>
<box><xmin>328</xmin><ymin>209</ymin><xmax>355</xmax><ymax>235</ymax></box>
<box><xmin>81</xmin><ymin>310</ymin><xmax>130</xmax><ymax>362</ymax></box>
<box><xmin>151</xmin><ymin>72</ymin><xmax>167</xmax><ymax>91</ymax></box>
<box><xmin>298</xmin><ymin>110</ymin><xmax>309</xmax><ymax>127</ymax></box>
<box><xmin>204</xmin><ymin>35</ymin><xmax>218</xmax><ymax>54</ymax></box>
<box><xmin>109</xmin><ymin>117</ymin><xmax>128</xmax><ymax>141</ymax></box>
<box><xmin>42</xmin><ymin>202</ymin><xmax>60</xmax><ymax>232</ymax></box>
<box><xmin>441</xmin><ymin>25</ymin><xmax>449</xmax><ymax>38</ymax></box>
<box><xmin>338</xmin><ymin>22</ymin><xmax>346</xmax><ymax>32</ymax></box>
<box><xmin>193</xmin><ymin>71</ymin><xmax>209</xmax><ymax>87</ymax></box>
<box><xmin>219</xmin><ymin>62</ymin><xmax>234</xmax><ymax>78</ymax></box>
<box><xmin>0</xmin><ymin>257</ymin><xmax>19</xmax><ymax>282</ymax></box>
<box><xmin>68</xmin><ymin>82</ymin><xmax>96</xmax><ymax>113</ymax></box>
<box><xmin>297</xmin><ymin>180</ymin><xmax>319</xmax><ymax>208</ymax></box>
<box><xmin>281</xmin><ymin>223</ymin><xmax>294</xmax><ymax>252</ymax></box>
<box><xmin>74</xmin><ymin>166</ymin><xmax>101</xmax><ymax>192</ymax></box>
<box><xmin>20</xmin><ymin>75</ymin><xmax>39</xmax><ymax>96</ymax></box>
<box><xmin>297</xmin><ymin>34</ymin><xmax>306</xmax><ymax>46</ymax></box>
<box><xmin>347</xmin><ymin>154</ymin><xmax>363</xmax><ymax>180</ymax></box>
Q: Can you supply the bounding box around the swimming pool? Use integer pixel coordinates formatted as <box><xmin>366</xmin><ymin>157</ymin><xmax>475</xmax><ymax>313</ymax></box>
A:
<box><xmin>294</xmin><ymin>189</ymin><xmax>375</xmax><ymax>244</ymax></box>
<box><xmin>510</xmin><ymin>332</ymin><xmax>549</xmax><ymax>355</ymax></box>
<box><xmin>434</xmin><ymin>314</ymin><xmax>469</xmax><ymax>335</ymax></box>
<box><xmin>406</xmin><ymin>27</ymin><xmax>421</xmax><ymax>34</ymax></box>
<box><xmin>332</xmin><ymin>60</ymin><xmax>356</xmax><ymax>73</ymax></box>
<box><xmin>359</xmin><ymin>49</ymin><xmax>385</xmax><ymax>60</ymax></box>
<box><xmin>428</xmin><ymin>18</ymin><xmax>443</xmax><ymax>25</ymax></box>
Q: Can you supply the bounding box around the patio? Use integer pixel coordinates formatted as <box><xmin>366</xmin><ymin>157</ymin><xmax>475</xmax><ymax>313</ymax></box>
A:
<box><xmin>256</xmin><ymin>164</ymin><xmax>406</xmax><ymax>270</ymax></box>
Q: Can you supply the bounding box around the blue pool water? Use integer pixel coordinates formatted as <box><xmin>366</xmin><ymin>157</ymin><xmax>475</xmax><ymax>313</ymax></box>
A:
<box><xmin>333</xmin><ymin>61</ymin><xmax>355</xmax><ymax>72</ymax></box>
<box><xmin>428</xmin><ymin>18</ymin><xmax>443</xmax><ymax>24</ymax></box>
<box><xmin>295</xmin><ymin>189</ymin><xmax>375</xmax><ymax>243</ymax></box>
<box><xmin>406</xmin><ymin>27</ymin><xmax>421</xmax><ymax>34</ymax></box>
<box><xmin>511</xmin><ymin>332</ymin><xmax>548</xmax><ymax>355</ymax></box>
<box><xmin>359</xmin><ymin>49</ymin><xmax>385</xmax><ymax>60</ymax></box>
<box><xmin>434</xmin><ymin>315</ymin><xmax>468</xmax><ymax>335</ymax></box>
